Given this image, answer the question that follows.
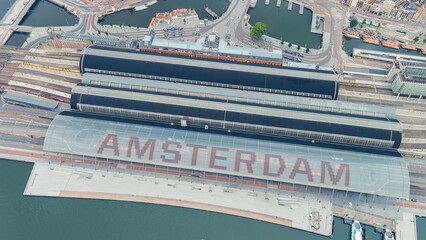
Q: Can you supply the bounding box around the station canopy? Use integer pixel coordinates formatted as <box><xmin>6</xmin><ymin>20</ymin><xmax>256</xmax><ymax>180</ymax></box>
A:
<box><xmin>43</xmin><ymin>112</ymin><xmax>410</xmax><ymax>199</ymax></box>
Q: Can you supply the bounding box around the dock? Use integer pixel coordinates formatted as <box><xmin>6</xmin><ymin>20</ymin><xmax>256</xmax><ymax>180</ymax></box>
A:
<box><xmin>204</xmin><ymin>6</ymin><xmax>219</xmax><ymax>19</ymax></box>
<box><xmin>299</xmin><ymin>4</ymin><xmax>304</xmax><ymax>14</ymax></box>
<box><xmin>265</xmin><ymin>0</ymin><xmax>269</xmax><ymax>5</ymax></box>
<box><xmin>288</xmin><ymin>1</ymin><xmax>293</xmax><ymax>10</ymax></box>
<box><xmin>24</xmin><ymin>161</ymin><xmax>335</xmax><ymax>237</ymax></box>
<box><xmin>276</xmin><ymin>0</ymin><xmax>281</xmax><ymax>7</ymax></box>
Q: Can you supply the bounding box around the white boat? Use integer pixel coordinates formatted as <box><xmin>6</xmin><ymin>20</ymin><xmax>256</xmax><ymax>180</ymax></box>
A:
<box><xmin>146</xmin><ymin>0</ymin><xmax>157</xmax><ymax>6</ymax></box>
<box><xmin>135</xmin><ymin>5</ymin><xmax>147</xmax><ymax>11</ymax></box>
<box><xmin>351</xmin><ymin>221</ymin><xmax>363</xmax><ymax>240</ymax></box>
<box><xmin>384</xmin><ymin>229</ymin><xmax>395</xmax><ymax>240</ymax></box>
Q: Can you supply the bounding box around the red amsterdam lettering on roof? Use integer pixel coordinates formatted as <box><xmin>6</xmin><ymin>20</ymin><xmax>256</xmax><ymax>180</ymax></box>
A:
<box><xmin>234</xmin><ymin>150</ymin><xmax>256</xmax><ymax>174</ymax></box>
<box><xmin>97</xmin><ymin>134</ymin><xmax>120</xmax><ymax>156</ymax></box>
<box><xmin>320</xmin><ymin>161</ymin><xmax>351</xmax><ymax>187</ymax></box>
<box><xmin>209</xmin><ymin>147</ymin><xmax>229</xmax><ymax>170</ymax></box>
<box><xmin>263</xmin><ymin>154</ymin><xmax>286</xmax><ymax>177</ymax></box>
<box><xmin>289</xmin><ymin>158</ymin><xmax>314</xmax><ymax>182</ymax></box>
<box><xmin>187</xmin><ymin>144</ymin><xmax>207</xmax><ymax>166</ymax></box>
<box><xmin>160</xmin><ymin>141</ymin><xmax>182</xmax><ymax>164</ymax></box>
<box><xmin>126</xmin><ymin>137</ymin><xmax>156</xmax><ymax>160</ymax></box>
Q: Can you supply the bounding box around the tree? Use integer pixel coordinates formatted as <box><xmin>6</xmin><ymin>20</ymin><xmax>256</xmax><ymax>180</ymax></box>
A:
<box><xmin>377</xmin><ymin>23</ymin><xmax>380</xmax><ymax>27</ymax></box>
<box><xmin>369</xmin><ymin>20</ymin><xmax>373</xmax><ymax>25</ymax></box>
<box><xmin>250</xmin><ymin>22</ymin><xmax>267</xmax><ymax>39</ymax></box>
<box><xmin>280</xmin><ymin>37</ymin><xmax>283</xmax><ymax>45</ymax></box>
<box><xmin>306</xmin><ymin>48</ymin><xmax>309</xmax><ymax>53</ymax></box>
<box><xmin>288</xmin><ymin>42</ymin><xmax>292</xmax><ymax>47</ymax></box>
<box><xmin>360</xmin><ymin>24</ymin><xmax>364</xmax><ymax>29</ymax></box>
<box><xmin>362</xmin><ymin>18</ymin><xmax>366</xmax><ymax>24</ymax></box>
<box><xmin>297</xmin><ymin>45</ymin><xmax>301</xmax><ymax>50</ymax></box>
<box><xmin>423</xmin><ymin>38</ymin><xmax>426</xmax><ymax>44</ymax></box>
<box><xmin>183</xmin><ymin>18</ymin><xmax>186</xmax><ymax>24</ymax></box>
<box><xmin>414</xmin><ymin>36</ymin><xmax>419</xmax><ymax>42</ymax></box>
<box><xmin>350</xmin><ymin>19</ymin><xmax>358</xmax><ymax>28</ymax></box>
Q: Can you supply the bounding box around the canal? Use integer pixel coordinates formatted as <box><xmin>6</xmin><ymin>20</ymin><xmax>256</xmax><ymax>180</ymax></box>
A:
<box><xmin>4</xmin><ymin>31</ymin><xmax>29</xmax><ymax>47</ymax></box>
<box><xmin>0</xmin><ymin>158</ymin><xmax>389</xmax><ymax>240</ymax></box>
<box><xmin>19</xmin><ymin>0</ymin><xmax>78</xmax><ymax>27</ymax></box>
<box><xmin>343</xmin><ymin>37</ymin><xmax>424</xmax><ymax>57</ymax></box>
<box><xmin>99</xmin><ymin>0</ymin><xmax>230</xmax><ymax>28</ymax></box>
<box><xmin>247</xmin><ymin>0</ymin><xmax>322</xmax><ymax>49</ymax></box>
<box><xmin>0</xmin><ymin>0</ymin><xmax>16</xmax><ymax>21</ymax></box>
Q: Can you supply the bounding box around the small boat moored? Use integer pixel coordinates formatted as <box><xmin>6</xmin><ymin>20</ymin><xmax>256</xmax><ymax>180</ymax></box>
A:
<box><xmin>401</xmin><ymin>45</ymin><xmax>417</xmax><ymax>51</ymax></box>
<box><xmin>381</xmin><ymin>41</ymin><xmax>400</xmax><ymax>49</ymax></box>
<box><xmin>351</xmin><ymin>220</ymin><xmax>363</xmax><ymax>240</ymax></box>
<box><xmin>345</xmin><ymin>33</ymin><xmax>361</xmax><ymax>39</ymax></box>
<box><xmin>363</xmin><ymin>38</ymin><xmax>380</xmax><ymax>45</ymax></box>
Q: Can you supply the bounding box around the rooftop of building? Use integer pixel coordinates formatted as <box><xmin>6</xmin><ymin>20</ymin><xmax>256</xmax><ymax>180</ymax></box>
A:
<box><xmin>43</xmin><ymin>111</ymin><xmax>410</xmax><ymax>199</ymax></box>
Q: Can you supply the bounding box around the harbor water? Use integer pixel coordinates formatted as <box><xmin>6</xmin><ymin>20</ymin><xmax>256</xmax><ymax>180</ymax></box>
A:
<box><xmin>99</xmin><ymin>0</ymin><xmax>230</xmax><ymax>27</ymax></box>
<box><xmin>0</xmin><ymin>0</ymin><xmax>17</xmax><ymax>21</ymax></box>
<box><xmin>19</xmin><ymin>0</ymin><xmax>78</xmax><ymax>27</ymax></box>
<box><xmin>0</xmin><ymin>158</ymin><xmax>388</xmax><ymax>240</ymax></box>
<box><xmin>247</xmin><ymin>0</ymin><xmax>322</xmax><ymax>49</ymax></box>
<box><xmin>4</xmin><ymin>31</ymin><xmax>29</xmax><ymax>47</ymax></box>
<box><xmin>343</xmin><ymin>37</ymin><xmax>423</xmax><ymax>57</ymax></box>
<box><xmin>417</xmin><ymin>217</ymin><xmax>426</xmax><ymax>240</ymax></box>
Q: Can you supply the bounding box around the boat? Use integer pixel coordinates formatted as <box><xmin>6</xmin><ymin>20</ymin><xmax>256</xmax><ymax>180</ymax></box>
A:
<box><xmin>135</xmin><ymin>4</ymin><xmax>147</xmax><ymax>11</ymax></box>
<box><xmin>344</xmin><ymin>33</ymin><xmax>361</xmax><ymax>39</ymax></box>
<box><xmin>146</xmin><ymin>0</ymin><xmax>157</xmax><ymax>6</ymax></box>
<box><xmin>401</xmin><ymin>45</ymin><xmax>417</xmax><ymax>51</ymax></box>
<box><xmin>351</xmin><ymin>221</ymin><xmax>363</xmax><ymax>240</ymax></box>
<box><xmin>363</xmin><ymin>38</ymin><xmax>380</xmax><ymax>45</ymax></box>
<box><xmin>381</xmin><ymin>41</ymin><xmax>400</xmax><ymax>49</ymax></box>
<box><xmin>384</xmin><ymin>229</ymin><xmax>395</xmax><ymax>240</ymax></box>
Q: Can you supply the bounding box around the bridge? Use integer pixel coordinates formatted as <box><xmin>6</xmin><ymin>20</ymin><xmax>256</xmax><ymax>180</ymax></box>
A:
<box><xmin>13</xmin><ymin>25</ymin><xmax>35</xmax><ymax>33</ymax></box>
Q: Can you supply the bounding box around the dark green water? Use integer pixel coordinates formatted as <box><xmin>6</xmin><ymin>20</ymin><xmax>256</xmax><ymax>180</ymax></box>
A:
<box><xmin>19</xmin><ymin>0</ymin><xmax>78</xmax><ymax>27</ymax></box>
<box><xmin>99</xmin><ymin>0</ymin><xmax>230</xmax><ymax>28</ymax></box>
<box><xmin>4</xmin><ymin>31</ymin><xmax>30</xmax><ymax>47</ymax></box>
<box><xmin>0</xmin><ymin>159</ymin><xmax>389</xmax><ymax>240</ymax></box>
<box><xmin>343</xmin><ymin>37</ymin><xmax>423</xmax><ymax>56</ymax></box>
<box><xmin>0</xmin><ymin>0</ymin><xmax>16</xmax><ymax>21</ymax></box>
<box><xmin>247</xmin><ymin>1</ymin><xmax>322</xmax><ymax>49</ymax></box>
<box><xmin>417</xmin><ymin>217</ymin><xmax>426</xmax><ymax>240</ymax></box>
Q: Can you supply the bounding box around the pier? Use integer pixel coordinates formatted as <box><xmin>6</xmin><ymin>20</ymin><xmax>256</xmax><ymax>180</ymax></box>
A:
<box><xmin>288</xmin><ymin>1</ymin><xmax>293</xmax><ymax>10</ymax></box>
<box><xmin>265</xmin><ymin>0</ymin><xmax>269</xmax><ymax>5</ymax></box>
<box><xmin>299</xmin><ymin>4</ymin><xmax>304</xmax><ymax>14</ymax></box>
<box><xmin>276</xmin><ymin>0</ymin><xmax>281</xmax><ymax>8</ymax></box>
<box><xmin>204</xmin><ymin>6</ymin><xmax>219</xmax><ymax>19</ymax></box>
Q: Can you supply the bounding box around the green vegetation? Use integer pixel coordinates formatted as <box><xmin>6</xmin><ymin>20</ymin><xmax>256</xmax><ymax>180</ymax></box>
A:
<box><xmin>360</xmin><ymin>24</ymin><xmax>364</xmax><ymax>29</ymax></box>
<box><xmin>423</xmin><ymin>38</ymin><xmax>426</xmax><ymax>44</ymax></box>
<box><xmin>362</xmin><ymin>18</ymin><xmax>366</xmax><ymax>24</ymax></box>
<box><xmin>414</xmin><ymin>36</ymin><xmax>419</xmax><ymax>42</ymax></box>
<box><xmin>250</xmin><ymin>22</ymin><xmax>267</xmax><ymax>39</ymax></box>
<box><xmin>369</xmin><ymin>20</ymin><xmax>373</xmax><ymax>25</ymax></box>
<box><xmin>377</xmin><ymin>23</ymin><xmax>380</xmax><ymax>27</ymax></box>
<box><xmin>306</xmin><ymin>48</ymin><xmax>309</xmax><ymax>53</ymax></box>
<box><xmin>288</xmin><ymin>42</ymin><xmax>292</xmax><ymax>47</ymax></box>
<box><xmin>297</xmin><ymin>45</ymin><xmax>301</xmax><ymax>50</ymax></box>
<box><xmin>183</xmin><ymin>19</ymin><xmax>186</xmax><ymax>24</ymax></box>
<box><xmin>350</xmin><ymin>19</ymin><xmax>358</xmax><ymax>28</ymax></box>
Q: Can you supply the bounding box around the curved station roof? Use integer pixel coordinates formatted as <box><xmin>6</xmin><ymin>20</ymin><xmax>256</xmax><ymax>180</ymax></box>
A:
<box><xmin>79</xmin><ymin>46</ymin><xmax>339</xmax><ymax>100</ymax></box>
<box><xmin>43</xmin><ymin>112</ymin><xmax>410</xmax><ymax>199</ymax></box>
<box><xmin>71</xmin><ymin>83</ymin><xmax>402</xmax><ymax>149</ymax></box>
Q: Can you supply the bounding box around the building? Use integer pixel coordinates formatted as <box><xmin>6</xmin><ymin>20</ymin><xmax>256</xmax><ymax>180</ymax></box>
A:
<box><xmin>38</xmin><ymin>45</ymin><xmax>411</xmax><ymax>202</ymax></box>
<box><xmin>391</xmin><ymin>61</ymin><xmax>426</xmax><ymax>97</ymax></box>
<box><xmin>75</xmin><ymin>73</ymin><xmax>402</xmax><ymax>150</ymax></box>
<box><xmin>79</xmin><ymin>46</ymin><xmax>339</xmax><ymax>100</ymax></box>
<box><xmin>380</xmin><ymin>0</ymin><xmax>396</xmax><ymax>15</ymax></box>
<box><xmin>350</xmin><ymin>0</ymin><xmax>359</xmax><ymax>8</ymax></box>
<box><xmin>43</xmin><ymin>111</ymin><xmax>410</xmax><ymax>199</ymax></box>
